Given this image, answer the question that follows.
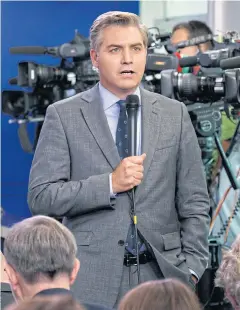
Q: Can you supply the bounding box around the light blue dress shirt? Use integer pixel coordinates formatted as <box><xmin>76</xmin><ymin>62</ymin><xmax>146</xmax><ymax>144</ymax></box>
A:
<box><xmin>99</xmin><ymin>83</ymin><xmax>141</xmax><ymax>154</ymax></box>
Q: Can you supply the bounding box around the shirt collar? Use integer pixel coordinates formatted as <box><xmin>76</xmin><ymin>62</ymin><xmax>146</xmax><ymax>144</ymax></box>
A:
<box><xmin>99</xmin><ymin>82</ymin><xmax>141</xmax><ymax>111</ymax></box>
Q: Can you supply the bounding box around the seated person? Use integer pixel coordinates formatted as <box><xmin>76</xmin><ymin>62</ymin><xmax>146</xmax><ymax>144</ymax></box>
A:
<box><xmin>215</xmin><ymin>235</ymin><xmax>240</xmax><ymax>309</ymax></box>
<box><xmin>3</xmin><ymin>215</ymin><xmax>111</xmax><ymax>310</ymax></box>
<box><xmin>5</xmin><ymin>295</ymin><xmax>85</xmax><ymax>310</ymax></box>
<box><xmin>118</xmin><ymin>278</ymin><xmax>201</xmax><ymax>310</ymax></box>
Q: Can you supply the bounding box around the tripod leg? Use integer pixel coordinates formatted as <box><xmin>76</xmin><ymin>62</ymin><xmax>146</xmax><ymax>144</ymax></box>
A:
<box><xmin>214</xmin><ymin>132</ymin><xmax>239</xmax><ymax>190</ymax></box>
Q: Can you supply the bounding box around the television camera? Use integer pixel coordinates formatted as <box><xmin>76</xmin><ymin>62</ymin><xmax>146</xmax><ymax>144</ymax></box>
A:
<box><xmin>2</xmin><ymin>30</ymin><xmax>99</xmax><ymax>120</ymax></box>
<box><xmin>160</xmin><ymin>56</ymin><xmax>240</xmax><ymax>188</ymax></box>
<box><xmin>144</xmin><ymin>29</ymin><xmax>240</xmax><ymax>191</ymax></box>
<box><xmin>2</xmin><ymin>30</ymin><xmax>99</xmax><ymax>151</ymax></box>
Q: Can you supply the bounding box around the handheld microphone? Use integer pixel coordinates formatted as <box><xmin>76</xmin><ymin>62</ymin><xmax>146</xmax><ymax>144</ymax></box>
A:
<box><xmin>126</xmin><ymin>95</ymin><xmax>140</xmax><ymax>156</ymax></box>
<box><xmin>125</xmin><ymin>94</ymin><xmax>141</xmax><ymax>283</ymax></box>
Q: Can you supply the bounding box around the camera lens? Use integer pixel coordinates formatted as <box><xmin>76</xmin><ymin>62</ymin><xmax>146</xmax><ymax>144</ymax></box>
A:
<box><xmin>178</xmin><ymin>73</ymin><xmax>198</xmax><ymax>98</ymax></box>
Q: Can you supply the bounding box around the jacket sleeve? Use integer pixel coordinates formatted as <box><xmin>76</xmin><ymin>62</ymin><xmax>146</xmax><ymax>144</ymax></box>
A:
<box><xmin>176</xmin><ymin>102</ymin><xmax>210</xmax><ymax>280</ymax></box>
<box><xmin>28</xmin><ymin>104</ymin><xmax>115</xmax><ymax>218</ymax></box>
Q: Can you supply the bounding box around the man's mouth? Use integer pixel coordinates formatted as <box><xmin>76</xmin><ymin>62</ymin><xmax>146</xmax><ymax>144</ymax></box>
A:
<box><xmin>120</xmin><ymin>70</ymin><xmax>135</xmax><ymax>75</ymax></box>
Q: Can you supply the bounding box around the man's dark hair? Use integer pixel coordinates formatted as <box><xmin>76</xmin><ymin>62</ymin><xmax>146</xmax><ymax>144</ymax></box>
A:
<box><xmin>172</xmin><ymin>20</ymin><xmax>214</xmax><ymax>50</ymax></box>
<box><xmin>172</xmin><ymin>22</ymin><xmax>193</xmax><ymax>37</ymax></box>
<box><xmin>188</xmin><ymin>20</ymin><xmax>214</xmax><ymax>49</ymax></box>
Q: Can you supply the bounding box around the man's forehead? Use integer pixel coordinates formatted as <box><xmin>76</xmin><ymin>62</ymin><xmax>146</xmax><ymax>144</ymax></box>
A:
<box><xmin>171</xmin><ymin>28</ymin><xmax>189</xmax><ymax>44</ymax></box>
<box><xmin>101</xmin><ymin>26</ymin><xmax>144</xmax><ymax>43</ymax></box>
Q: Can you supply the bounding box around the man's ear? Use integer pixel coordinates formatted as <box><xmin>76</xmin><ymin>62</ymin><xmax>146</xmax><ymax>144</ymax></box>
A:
<box><xmin>1</xmin><ymin>252</ymin><xmax>10</xmax><ymax>283</ymax></box>
<box><xmin>4</xmin><ymin>263</ymin><xmax>25</xmax><ymax>302</ymax></box>
<box><xmin>69</xmin><ymin>258</ymin><xmax>80</xmax><ymax>285</ymax></box>
<box><xmin>4</xmin><ymin>263</ymin><xmax>18</xmax><ymax>287</ymax></box>
<box><xmin>90</xmin><ymin>49</ymin><xmax>99</xmax><ymax>69</ymax></box>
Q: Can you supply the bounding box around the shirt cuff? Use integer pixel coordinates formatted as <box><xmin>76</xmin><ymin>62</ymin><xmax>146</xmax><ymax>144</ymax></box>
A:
<box><xmin>109</xmin><ymin>173</ymin><xmax>117</xmax><ymax>198</ymax></box>
<box><xmin>189</xmin><ymin>269</ymin><xmax>199</xmax><ymax>281</ymax></box>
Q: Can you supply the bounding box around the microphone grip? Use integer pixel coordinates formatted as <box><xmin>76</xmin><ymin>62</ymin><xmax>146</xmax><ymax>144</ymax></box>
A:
<box><xmin>127</xmin><ymin>108</ymin><xmax>138</xmax><ymax>157</ymax></box>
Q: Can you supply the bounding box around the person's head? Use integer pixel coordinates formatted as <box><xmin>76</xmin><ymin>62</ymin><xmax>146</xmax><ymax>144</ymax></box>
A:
<box><xmin>171</xmin><ymin>20</ymin><xmax>213</xmax><ymax>56</ymax></box>
<box><xmin>215</xmin><ymin>235</ymin><xmax>240</xmax><ymax>309</ymax></box>
<box><xmin>188</xmin><ymin>20</ymin><xmax>214</xmax><ymax>52</ymax></box>
<box><xmin>4</xmin><ymin>216</ymin><xmax>80</xmax><ymax>302</ymax></box>
<box><xmin>90</xmin><ymin>11</ymin><xmax>148</xmax><ymax>99</ymax></box>
<box><xmin>6</xmin><ymin>295</ymin><xmax>85</xmax><ymax>310</ymax></box>
<box><xmin>118</xmin><ymin>278</ymin><xmax>201</xmax><ymax>310</ymax></box>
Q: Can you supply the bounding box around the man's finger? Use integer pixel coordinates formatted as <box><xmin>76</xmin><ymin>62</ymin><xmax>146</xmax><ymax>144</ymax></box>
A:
<box><xmin>124</xmin><ymin>154</ymin><xmax>146</xmax><ymax>164</ymax></box>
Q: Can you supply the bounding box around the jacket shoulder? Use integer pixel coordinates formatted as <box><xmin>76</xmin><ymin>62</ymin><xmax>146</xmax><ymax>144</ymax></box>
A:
<box><xmin>141</xmin><ymin>88</ymin><xmax>185</xmax><ymax>114</ymax></box>
<box><xmin>51</xmin><ymin>86</ymin><xmax>95</xmax><ymax>111</ymax></box>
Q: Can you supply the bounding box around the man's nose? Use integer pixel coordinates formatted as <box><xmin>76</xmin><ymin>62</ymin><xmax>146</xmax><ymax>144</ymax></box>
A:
<box><xmin>122</xmin><ymin>48</ymin><xmax>133</xmax><ymax>64</ymax></box>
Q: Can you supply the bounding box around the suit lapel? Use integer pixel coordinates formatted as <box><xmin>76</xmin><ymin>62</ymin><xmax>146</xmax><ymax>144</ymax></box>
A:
<box><xmin>80</xmin><ymin>84</ymin><xmax>120</xmax><ymax>170</ymax></box>
<box><xmin>135</xmin><ymin>88</ymin><xmax>160</xmax><ymax>199</ymax></box>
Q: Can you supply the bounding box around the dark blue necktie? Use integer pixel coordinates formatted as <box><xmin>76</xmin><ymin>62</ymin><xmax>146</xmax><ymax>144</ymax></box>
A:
<box><xmin>115</xmin><ymin>100</ymin><xmax>145</xmax><ymax>255</ymax></box>
<box><xmin>116</xmin><ymin>100</ymin><xmax>128</xmax><ymax>160</ymax></box>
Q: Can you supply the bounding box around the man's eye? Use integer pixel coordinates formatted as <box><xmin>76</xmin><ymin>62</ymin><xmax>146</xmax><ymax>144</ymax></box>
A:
<box><xmin>110</xmin><ymin>48</ymin><xmax>120</xmax><ymax>53</ymax></box>
<box><xmin>134</xmin><ymin>46</ymin><xmax>141</xmax><ymax>51</ymax></box>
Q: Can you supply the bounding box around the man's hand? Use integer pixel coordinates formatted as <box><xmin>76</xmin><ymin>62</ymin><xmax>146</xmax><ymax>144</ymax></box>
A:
<box><xmin>112</xmin><ymin>153</ymin><xmax>146</xmax><ymax>193</ymax></box>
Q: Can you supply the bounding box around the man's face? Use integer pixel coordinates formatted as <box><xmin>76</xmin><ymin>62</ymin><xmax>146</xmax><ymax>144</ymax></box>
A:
<box><xmin>90</xmin><ymin>25</ymin><xmax>147</xmax><ymax>98</ymax></box>
<box><xmin>171</xmin><ymin>28</ymin><xmax>198</xmax><ymax>57</ymax></box>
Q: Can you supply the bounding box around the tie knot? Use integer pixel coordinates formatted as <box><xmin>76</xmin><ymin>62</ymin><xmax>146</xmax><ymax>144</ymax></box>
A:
<box><xmin>116</xmin><ymin>100</ymin><xmax>126</xmax><ymax>111</ymax></box>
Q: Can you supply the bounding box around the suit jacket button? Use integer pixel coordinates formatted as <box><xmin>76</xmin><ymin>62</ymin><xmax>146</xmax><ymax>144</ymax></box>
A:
<box><xmin>118</xmin><ymin>240</ymin><xmax>125</xmax><ymax>246</ymax></box>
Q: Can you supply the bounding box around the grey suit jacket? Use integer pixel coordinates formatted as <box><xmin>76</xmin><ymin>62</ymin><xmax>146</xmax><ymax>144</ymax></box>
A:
<box><xmin>28</xmin><ymin>84</ymin><xmax>210</xmax><ymax>308</ymax></box>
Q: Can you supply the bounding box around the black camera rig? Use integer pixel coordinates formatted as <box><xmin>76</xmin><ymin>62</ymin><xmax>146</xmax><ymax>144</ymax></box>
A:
<box><xmin>2</xmin><ymin>31</ymin><xmax>99</xmax><ymax>151</ymax></box>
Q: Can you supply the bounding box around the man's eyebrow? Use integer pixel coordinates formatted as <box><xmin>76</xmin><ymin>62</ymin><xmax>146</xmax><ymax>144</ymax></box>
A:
<box><xmin>106</xmin><ymin>43</ymin><xmax>144</xmax><ymax>49</ymax></box>
<box><xmin>106</xmin><ymin>44</ymin><xmax>122</xmax><ymax>49</ymax></box>
<box><xmin>130</xmin><ymin>43</ymin><xmax>144</xmax><ymax>47</ymax></box>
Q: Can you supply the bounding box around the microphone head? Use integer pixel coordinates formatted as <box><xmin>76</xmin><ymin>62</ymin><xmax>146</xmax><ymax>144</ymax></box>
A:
<box><xmin>125</xmin><ymin>94</ymin><xmax>140</xmax><ymax>110</ymax></box>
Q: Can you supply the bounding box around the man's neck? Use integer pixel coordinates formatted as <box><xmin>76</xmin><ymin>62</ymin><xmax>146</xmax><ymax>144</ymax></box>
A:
<box><xmin>99</xmin><ymin>81</ymin><xmax>138</xmax><ymax>100</ymax></box>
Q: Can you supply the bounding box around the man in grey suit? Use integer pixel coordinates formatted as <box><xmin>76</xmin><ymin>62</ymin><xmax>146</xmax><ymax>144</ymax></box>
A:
<box><xmin>28</xmin><ymin>11</ymin><xmax>210</xmax><ymax>308</ymax></box>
